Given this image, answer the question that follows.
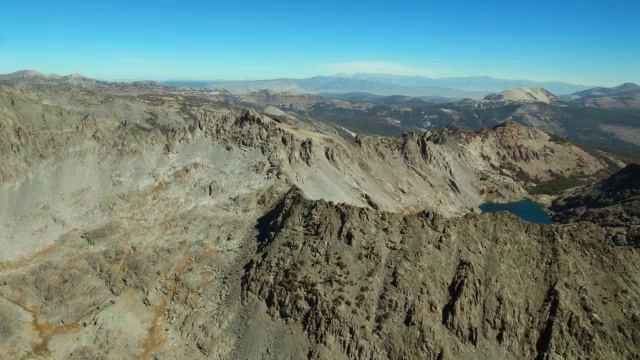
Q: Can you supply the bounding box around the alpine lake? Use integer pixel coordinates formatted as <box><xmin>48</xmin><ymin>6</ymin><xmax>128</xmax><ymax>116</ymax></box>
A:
<box><xmin>479</xmin><ymin>200</ymin><xmax>554</xmax><ymax>224</ymax></box>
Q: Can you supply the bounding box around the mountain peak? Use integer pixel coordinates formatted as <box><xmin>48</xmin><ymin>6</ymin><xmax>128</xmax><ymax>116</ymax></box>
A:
<box><xmin>613</xmin><ymin>82</ymin><xmax>640</xmax><ymax>92</ymax></box>
<box><xmin>484</xmin><ymin>87</ymin><xmax>558</xmax><ymax>104</ymax></box>
<box><xmin>66</xmin><ymin>73</ymin><xmax>89</xmax><ymax>79</ymax></box>
<box><xmin>564</xmin><ymin>82</ymin><xmax>640</xmax><ymax>109</ymax></box>
<box><xmin>0</xmin><ymin>70</ymin><xmax>48</xmax><ymax>81</ymax></box>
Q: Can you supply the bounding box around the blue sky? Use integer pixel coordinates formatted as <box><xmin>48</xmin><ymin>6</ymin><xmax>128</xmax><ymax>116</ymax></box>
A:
<box><xmin>1</xmin><ymin>0</ymin><xmax>638</xmax><ymax>85</ymax></box>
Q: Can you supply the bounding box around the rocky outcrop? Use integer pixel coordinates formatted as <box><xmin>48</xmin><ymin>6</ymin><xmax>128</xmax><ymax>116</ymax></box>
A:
<box><xmin>242</xmin><ymin>188</ymin><xmax>640</xmax><ymax>359</ymax></box>
<box><xmin>552</xmin><ymin>163</ymin><xmax>640</xmax><ymax>246</ymax></box>
<box><xmin>466</xmin><ymin>122</ymin><xmax>613</xmax><ymax>181</ymax></box>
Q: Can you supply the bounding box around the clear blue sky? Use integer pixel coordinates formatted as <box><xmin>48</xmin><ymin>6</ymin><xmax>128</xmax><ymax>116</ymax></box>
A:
<box><xmin>1</xmin><ymin>0</ymin><xmax>638</xmax><ymax>85</ymax></box>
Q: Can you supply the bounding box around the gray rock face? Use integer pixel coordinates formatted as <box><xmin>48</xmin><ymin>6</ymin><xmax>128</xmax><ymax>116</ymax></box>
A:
<box><xmin>243</xmin><ymin>188</ymin><xmax>640</xmax><ymax>359</ymax></box>
<box><xmin>0</xmin><ymin>81</ymin><xmax>637</xmax><ymax>359</ymax></box>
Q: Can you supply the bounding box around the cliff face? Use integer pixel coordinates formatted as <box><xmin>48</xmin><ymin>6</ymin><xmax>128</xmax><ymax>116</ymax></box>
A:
<box><xmin>243</xmin><ymin>188</ymin><xmax>640</xmax><ymax>359</ymax></box>
<box><xmin>0</xmin><ymin>83</ymin><xmax>637</xmax><ymax>359</ymax></box>
<box><xmin>552</xmin><ymin>164</ymin><xmax>640</xmax><ymax>246</ymax></box>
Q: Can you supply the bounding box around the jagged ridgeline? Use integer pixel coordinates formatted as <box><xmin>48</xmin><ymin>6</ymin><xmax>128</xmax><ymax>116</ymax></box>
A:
<box><xmin>0</xmin><ymin>79</ymin><xmax>638</xmax><ymax>359</ymax></box>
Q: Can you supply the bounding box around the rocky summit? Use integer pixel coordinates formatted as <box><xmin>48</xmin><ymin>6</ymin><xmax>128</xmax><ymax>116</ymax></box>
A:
<box><xmin>0</xmin><ymin>78</ymin><xmax>638</xmax><ymax>359</ymax></box>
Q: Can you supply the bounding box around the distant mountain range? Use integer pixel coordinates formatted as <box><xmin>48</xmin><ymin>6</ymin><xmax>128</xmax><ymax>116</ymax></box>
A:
<box><xmin>1</xmin><ymin>70</ymin><xmax>594</xmax><ymax>99</ymax></box>
<box><xmin>230</xmin><ymin>86</ymin><xmax>640</xmax><ymax>159</ymax></box>
<box><xmin>341</xmin><ymin>73</ymin><xmax>592</xmax><ymax>95</ymax></box>
<box><xmin>2</xmin><ymin>70</ymin><xmax>638</xmax><ymax>159</ymax></box>
<box><xmin>163</xmin><ymin>73</ymin><xmax>593</xmax><ymax>98</ymax></box>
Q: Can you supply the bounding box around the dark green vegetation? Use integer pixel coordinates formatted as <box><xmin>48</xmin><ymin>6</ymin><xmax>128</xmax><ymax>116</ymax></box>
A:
<box><xmin>480</xmin><ymin>200</ymin><xmax>553</xmax><ymax>224</ymax></box>
<box><xmin>528</xmin><ymin>174</ymin><xmax>602</xmax><ymax>196</ymax></box>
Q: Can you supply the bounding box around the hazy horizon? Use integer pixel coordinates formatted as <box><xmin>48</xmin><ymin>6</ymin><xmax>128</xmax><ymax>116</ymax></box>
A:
<box><xmin>1</xmin><ymin>1</ymin><xmax>639</xmax><ymax>86</ymax></box>
<box><xmin>0</xmin><ymin>69</ymin><xmax>614</xmax><ymax>88</ymax></box>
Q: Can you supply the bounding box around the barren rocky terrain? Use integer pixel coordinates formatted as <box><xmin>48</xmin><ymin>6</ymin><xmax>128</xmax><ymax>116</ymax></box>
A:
<box><xmin>4</xmin><ymin>71</ymin><xmax>640</xmax><ymax>157</ymax></box>
<box><xmin>552</xmin><ymin>163</ymin><xmax>640</xmax><ymax>246</ymax></box>
<box><xmin>0</xmin><ymin>78</ymin><xmax>638</xmax><ymax>359</ymax></box>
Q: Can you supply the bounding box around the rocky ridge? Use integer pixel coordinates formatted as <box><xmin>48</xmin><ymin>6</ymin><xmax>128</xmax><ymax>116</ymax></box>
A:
<box><xmin>0</xmin><ymin>81</ymin><xmax>637</xmax><ymax>359</ymax></box>
<box><xmin>563</xmin><ymin>83</ymin><xmax>640</xmax><ymax>110</ymax></box>
<box><xmin>552</xmin><ymin>163</ymin><xmax>640</xmax><ymax>246</ymax></box>
<box><xmin>243</xmin><ymin>187</ymin><xmax>640</xmax><ymax>359</ymax></box>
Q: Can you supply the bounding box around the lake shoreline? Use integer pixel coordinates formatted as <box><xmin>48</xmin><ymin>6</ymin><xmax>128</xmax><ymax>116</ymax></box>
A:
<box><xmin>480</xmin><ymin>200</ymin><xmax>554</xmax><ymax>224</ymax></box>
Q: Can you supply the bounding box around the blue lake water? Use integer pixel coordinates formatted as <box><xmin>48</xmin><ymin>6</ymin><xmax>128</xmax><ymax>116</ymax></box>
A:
<box><xmin>479</xmin><ymin>200</ymin><xmax>554</xmax><ymax>224</ymax></box>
